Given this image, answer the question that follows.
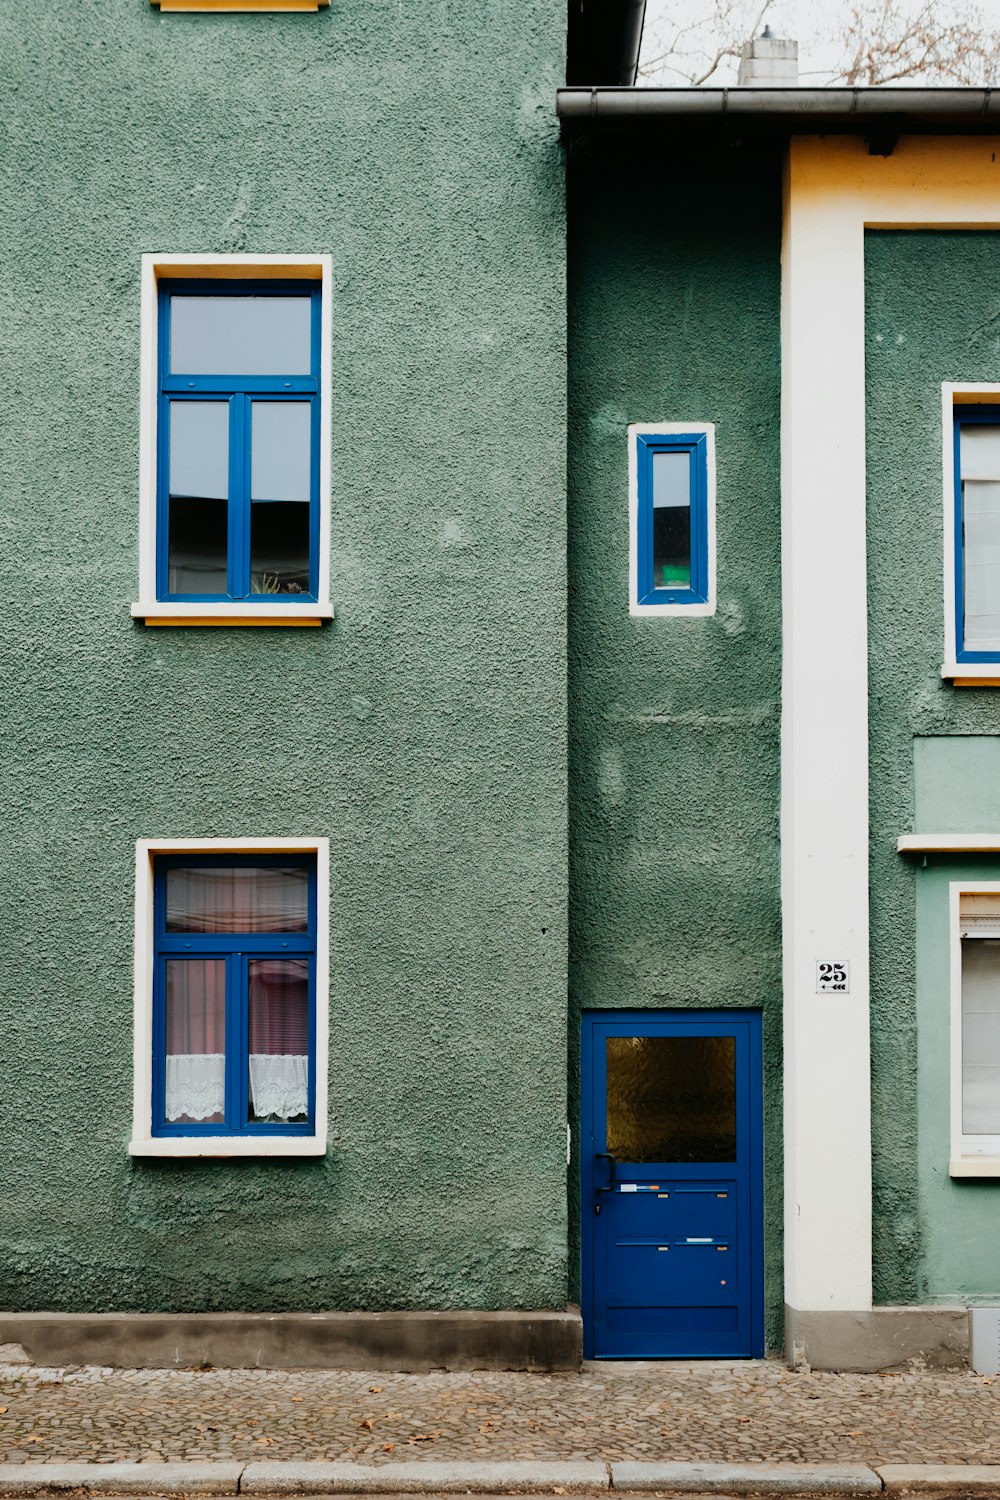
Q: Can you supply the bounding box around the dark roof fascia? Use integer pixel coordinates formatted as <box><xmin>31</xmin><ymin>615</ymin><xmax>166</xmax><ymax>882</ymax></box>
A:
<box><xmin>558</xmin><ymin>87</ymin><xmax>1000</xmax><ymax>154</ymax></box>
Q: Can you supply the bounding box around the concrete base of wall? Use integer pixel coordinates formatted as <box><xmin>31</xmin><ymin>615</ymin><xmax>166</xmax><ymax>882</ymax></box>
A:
<box><xmin>0</xmin><ymin>1309</ymin><xmax>583</xmax><ymax>1372</ymax></box>
<box><xmin>785</xmin><ymin>1305</ymin><xmax>969</xmax><ymax>1372</ymax></box>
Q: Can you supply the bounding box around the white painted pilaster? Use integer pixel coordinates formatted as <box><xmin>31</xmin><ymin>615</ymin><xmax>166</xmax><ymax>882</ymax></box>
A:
<box><xmin>781</xmin><ymin>140</ymin><xmax>873</xmax><ymax>1312</ymax></box>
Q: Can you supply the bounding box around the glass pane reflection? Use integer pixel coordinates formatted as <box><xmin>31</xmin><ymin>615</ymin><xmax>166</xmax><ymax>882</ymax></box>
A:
<box><xmin>164</xmin><ymin>958</ymin><xmax>226</xmax><ymax>1125</ymax></box>
<box><xmin>250</xmin><ymin>402</ymin><xmax>311</xmax><ymax>595</ymax></box>
<box><xmin>170</xmin><ymin>295</ymin><xmax>312</xmax><ymax>376</ymax></box>
<box><xmin>165</xmin><ymin>865</ymin><xmax>309</xmax><ymax>934</ymax></box>
<box><xmin>248</xmin><ymin>958</ymin><xmax>310</xmax><ymax>1123</ymax></box>
<box><xmin>606</xmin><ymin>1035</ymin><xmax>736</xmax><ymax>1162</ymax></box>
<box><xmin>167</xmin><ymin>401</ymin><xmax>228</xmax><ymax>595</ymax></box>
<box><xmin>652</xmin><ymin>449</ymin><xmax>692</xmax><ymax>590</ymax></box>
<box><xmin>962</xmin><ymin>425</ymin><xmax>1000</xmax><ymax>651</ymax></box>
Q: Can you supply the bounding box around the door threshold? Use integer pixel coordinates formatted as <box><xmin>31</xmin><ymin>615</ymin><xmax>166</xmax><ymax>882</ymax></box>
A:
<box><xmin>582</xmin><ymin>1357</ymin><xmax>770</xmax><ymax>1371</ymax></box>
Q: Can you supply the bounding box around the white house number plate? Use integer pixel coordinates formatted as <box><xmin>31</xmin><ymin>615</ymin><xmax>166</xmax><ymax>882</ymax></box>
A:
<box><xmin>816</xmin><ymin>960</ymin><xmax>849</xmax><ymax>994</ymax></box>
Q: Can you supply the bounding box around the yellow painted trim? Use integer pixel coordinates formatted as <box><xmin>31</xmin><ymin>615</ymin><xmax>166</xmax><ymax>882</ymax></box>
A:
<box><xmin>154</xmin><ymin>0</ymin><xmax>327</xmax><ymax>10</ymax></box>
<box><xmin>142</xmin><ymin>616</ymin><xmax>324</xmax><ymax>627</ymax></box>
<box><xmin>155</xmin><ymin>262</ymin><xmax>322</xmax><ymax>280</ymax></box>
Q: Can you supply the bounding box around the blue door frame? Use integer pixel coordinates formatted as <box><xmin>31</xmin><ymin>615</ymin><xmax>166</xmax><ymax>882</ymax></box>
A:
<box><xmin>581</xmin><ymin>1010</ymin><xmax>764</xmax><ymax>1359</ymax></box>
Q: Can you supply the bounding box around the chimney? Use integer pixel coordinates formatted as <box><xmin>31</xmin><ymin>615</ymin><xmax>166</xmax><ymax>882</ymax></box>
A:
<box><xmin>737</xmin><ymin>25</ymin><xmax>799</xmax><ymax>85</ymax></box>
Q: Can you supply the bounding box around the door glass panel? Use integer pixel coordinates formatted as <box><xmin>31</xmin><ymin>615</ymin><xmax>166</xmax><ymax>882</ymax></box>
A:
<box><xmin>962</xmin><ymin>937</ymin><xmax>1000</xmax><ymax>1133</ymax></box>
<box><xmin>165</xmin><ymin>865</ymin><xmax>309</xmax><ymax>934</ymax></box>
<box><xmin>164</xmin><ymin>958</ymin><xmax>226</xmax><ymax>1124</ymax></box>
<box><xmin>606</xmin><ymin>1034</ymin><xmax>736</xmax><ymax>1162</ymax></box>
<box><xmin>652</xmin><ymin>449</ymin><xmax>692</xmax><ymax>589</ymax></box>
<box><xmin>167</xmin><ymin>400</ymin><xmax>229</xmax><ymax>594</ymax></box>
<box><xmin>249</xmin><ymin>401</ymin><xmax>311</xmax><ymax>595</ymax></box>
<box><xmin>962</xmin><ymin>425</ymin><xmax>1000</xmax><ymax>650</ymax></box>
<box><xmin>169</xmin><ymin>295</ymin><xmax>312</xmax><ymax>376</ymax></box>
<box><xmin>248</xmin><ymin>958</ymin><xmax>310</xmax><ymax>1123</ymax></box>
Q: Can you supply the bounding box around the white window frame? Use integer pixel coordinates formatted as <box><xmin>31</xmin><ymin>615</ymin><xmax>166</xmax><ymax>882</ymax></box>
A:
<box><xmin>941</xmin><ymin>382</ymin><xmax>1000</xmax><ymax>683</ymax></box>
<box><xmin>628</xmin><ymin>421</ymin><xmax>717</xmax><ymax>619</ymax></box>
<box><xmin>950</xmin><ymin>880</ymin><xmax>1000</xmax><ymax>1176</ymax></box>
<box><xmin>129</xmin><ymin>837</ymin><xmax>330</xmax><ymax>1158</ymax></box>
<box><xmin>132</xmin><ymin>254</ymin><xmax>334</xmax><ymax>627</ymax></box>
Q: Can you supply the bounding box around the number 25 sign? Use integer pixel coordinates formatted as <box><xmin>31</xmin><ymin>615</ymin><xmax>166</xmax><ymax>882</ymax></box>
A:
<box><xmin>816</xmin><ymin>961</ymin><xmax>849</xmax><ymax>993</ymax></box>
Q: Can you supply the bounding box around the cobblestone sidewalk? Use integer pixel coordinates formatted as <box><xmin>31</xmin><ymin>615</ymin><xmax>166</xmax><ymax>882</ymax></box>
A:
<box><xmin>1</xmin><ymin>1361</ymin><xmax>999</xmax><ymax>1469</ymax></box>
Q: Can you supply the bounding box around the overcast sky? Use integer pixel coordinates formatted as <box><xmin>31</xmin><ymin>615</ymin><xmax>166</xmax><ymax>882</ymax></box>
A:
<box><xmin>637</xmin><ymin>0</ymin><xmax>1000</xmax><ymax>85</ymax></box>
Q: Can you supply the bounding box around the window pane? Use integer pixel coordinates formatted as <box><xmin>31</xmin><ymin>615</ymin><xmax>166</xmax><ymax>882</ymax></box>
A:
<box><xmin>164</xmin><ymin>959</ymin><xmax>226</xmax><ymax>1124</ymax></box>
<box><xmin>652</xmin><ymin>450</ymin><xmax>692</xmax><ymax>590</ymax></box>
<box><xmin>248</xmin><ymin>958</ymin><xmax>310</xmax><ymax>1123</ymax></box>
<box><xmin>962</xmin><ymin>938</ymin><xmax>1000</xmax><ymax>1134</ymax></box>
<box><xmin>962</xmin><ymin>425</ymin><xmax>1000</xmax><ymax>650</ymax></box>
<box><xmin>169</xmin><ymin>295</ymin><xmax>311</xmax><ymax>376</ymax></box>
<box><xmin>168</xmin><ymin>400</ymin><xmax>229</xmax><ymax>595</ymax></box>
<box><xmin>249</xmin><ymin>402</ymin><xmax>311</xmax><ymax>595</ymax></box>
<box><xmin>606</xmin><ymin>1035</ymin><xmax>736</xmax><ymax>1162</ymax></box>
<box><xmin>166</xmin><ymin>866</ymin><xmax>309</xmax><ymax>934</ymax></box>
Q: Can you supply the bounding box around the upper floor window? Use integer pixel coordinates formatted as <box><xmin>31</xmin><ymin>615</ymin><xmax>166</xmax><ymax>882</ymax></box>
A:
<box><xmin>133</xmin><ymin>255</ymin><xmax>333</xmax><ymax>627</ymax></box>
<box><xmin>160</xmin><ymin>283</ymin><xmax>320</xmax><ymax>603</ymax></box>
<box><xmin>954</xmin><ymin>409</ymin><xmax>1000</xmax><ymax>662</ymax></box>
<box><xmin>628</xmin><ymin>424</ymin><xmax>716</xmax><ymax>618</ymax></box>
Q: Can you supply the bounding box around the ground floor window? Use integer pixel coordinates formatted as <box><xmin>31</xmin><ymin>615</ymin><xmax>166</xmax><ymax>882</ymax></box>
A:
<box><xmin>130</xmin><ymin>839</ymin><xmax>328</xmax><ymax>1158</ymax></box>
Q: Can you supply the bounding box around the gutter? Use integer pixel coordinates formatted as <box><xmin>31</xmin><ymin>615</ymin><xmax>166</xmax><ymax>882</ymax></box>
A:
<box><xmin>557</xmin><ymin>84</ymin><xmax>999</xmax><ymax>124</ymax></box>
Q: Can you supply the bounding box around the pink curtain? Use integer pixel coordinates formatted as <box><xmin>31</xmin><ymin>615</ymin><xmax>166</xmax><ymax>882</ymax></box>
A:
<box><xmin>249</xmin><ymin>959</ymin><xmax>309</xmax><ymax>1055</ymax></box>
<box><xmin>165</xmin><ymin>959</ymin><xmax>226</xmax><ymax>1054</ymax></box>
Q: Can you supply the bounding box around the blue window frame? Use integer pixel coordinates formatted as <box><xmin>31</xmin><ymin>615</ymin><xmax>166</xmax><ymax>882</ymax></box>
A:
<box><xmin>152</xmin><ymin>855</ymin><xmax>317</xmax><ymax>1137</ymax></box>
<box><xmin>634</xmin><ymin>431</ymin><xmax>710</xmax><ymax>608</ymax></box>
<box><xmin>157</xmin><ymin>281</ymin><xmax>321</xmax><ymax>604</ymax></box>
<box><xmin>954</xmin><ymin>407</ymin><xmax>1000</xmax><ymax>662</ymax></box>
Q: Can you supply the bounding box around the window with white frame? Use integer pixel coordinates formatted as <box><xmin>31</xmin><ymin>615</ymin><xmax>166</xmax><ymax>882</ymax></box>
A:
<box><xmin>952</xmin><ymin>887</ymin><xmax>1000</xmax><ymax>1169</ymax></box>
<box><xmin>130</xmin><ymin>839</ymin><xmax>328</xmax><ymax>1158</ymax></box>
<box><xmin>132</xmin><ymin>256</ymin><xmax>332</xmax><ymax>626</ymax></box>
<box><xmin>628</xmin><ymin>423</ymin><xmax>716</xmax><ymax>618</ymax></box>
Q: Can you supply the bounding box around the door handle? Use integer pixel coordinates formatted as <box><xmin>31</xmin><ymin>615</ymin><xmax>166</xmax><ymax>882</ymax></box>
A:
<box><xmin>595</xmin><ymin>1152</ymin><xmax>617</xmax><ymax>1192</ymax></box>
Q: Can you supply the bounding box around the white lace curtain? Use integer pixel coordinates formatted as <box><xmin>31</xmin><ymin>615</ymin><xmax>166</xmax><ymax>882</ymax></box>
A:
<box><xmin>165</xmin><ymin>1053</ymin><xmax>308</xmax><ymax>1121</ymax></box>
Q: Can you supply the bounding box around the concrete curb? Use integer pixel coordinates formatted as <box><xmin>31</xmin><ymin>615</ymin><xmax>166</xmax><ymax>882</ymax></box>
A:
<box><xmin>877</xmin><ymin>1466</ymin><xmax>1000</xmax><ymax>1494</ymax></box>
<box><xmin>0</xmin><ymin>1463</ymin><xmax>244</xmax><ymax>1495</ymax></box>
<box><xmin>0</xmin><ymin>1459</ymin><xmax>996</xmax><ymax>1497</ymax></box>
<box><xmin>614</xmin><ymin>1470</ymin><xmax>881</xmax><ymax>1494</ymax></box>
<box><xmin>611</xmin><ymin>1463</ymin><xmax>880</xmax><ymax>1494</ymax></box>
<box><xmin>241</xmin><ymin>1462</ymin><xmax>610</xmax><ymax>1494</ymax></box>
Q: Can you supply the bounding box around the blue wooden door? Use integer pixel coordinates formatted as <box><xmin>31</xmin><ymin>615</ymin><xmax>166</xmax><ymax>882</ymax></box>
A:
<box><xmin>581</xmin><ymin>1010</ymin><xmax>763</xmax><ymax>1359</ymax></box>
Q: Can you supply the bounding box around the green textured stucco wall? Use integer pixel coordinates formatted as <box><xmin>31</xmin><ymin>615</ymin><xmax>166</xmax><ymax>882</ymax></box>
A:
<box><xmin>867</xmin><ymin>231</ymin><xmax>1000</xmax><ymax>1304</ymax></box>
<box><xmin>0</xmin><ymin>0</ymin><xmax>567</xmax><ymax>1312</ymax></box>
<box><xmin>567</xmin><ymin>151</ymin><xmax>784</xmax><ymax>1348</ymax></box>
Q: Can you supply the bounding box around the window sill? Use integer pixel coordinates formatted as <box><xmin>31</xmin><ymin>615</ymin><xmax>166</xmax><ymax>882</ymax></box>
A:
<box><xmin>941</xmin><ymin>662</ymin><xmax>1000</xmax><ymax>685</ymax></box>
<box><xmin>129</xmin><ymin>1134</ymin><xmax>326</xmax><ymax>1158</ymax></box>
<box><xmin>630</xmin><ymin>600</ymin><xmax>716</xmax><ymax>619</ymax></box>
<box><xmin>130</xmin><ymin>601</ymin><xmax>333</xmax><ymax>627</ymax></box>
<box><xmin>950</xmin><ymin>1157</ymin><xmax>1000</xmax><ymax>1177</ymax></box>
<box><xmin>152</xmin><ymin>2</ymin><xmax>329</xmax><ymax>11</ymax></box>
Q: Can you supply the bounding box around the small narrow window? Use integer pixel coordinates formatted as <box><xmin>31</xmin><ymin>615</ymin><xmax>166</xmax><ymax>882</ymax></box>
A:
<box><xmin>629</xmin><ymin>426</ymin><xmax>715</xmax><ymax>615</ymax></box>
<box><xmin>952</xmin><ymin>889</ymin><xmax>1000</xmax><ymax>1170</ymax></box>
<box><xmin>954</xmin><ymin>411</ymin><xmax>1000</xmax><ymax>661</ymax></box>
<box><xmin>153</xmin><ymin>856</ymin><xmax>317</xmax><ymax>1137</ymax></box>
<box><xmin>158</xmin><ymin>283</ymin><xmax>320</xmax><ymax>604</ymax></box>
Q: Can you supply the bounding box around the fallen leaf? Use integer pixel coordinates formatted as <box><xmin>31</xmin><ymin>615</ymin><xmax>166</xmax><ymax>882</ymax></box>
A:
<box><xmin>23</xmin><ymin>1437</ymin><xmax>43</xmax><ymax>1445</ymax></box>
<box><xmin>407</xmin><ymin>1430</ymin><xmax>443</xmax><ymax>1444</ymax></box>
<box><xmin>369</xmin><ymin>1386</ymin><xmax>382</xmax><ymax>1394</ymax></box>
<box><xmin>383</xmin><ymin>1444</ymin><xmax>394</xmax><ymax>1453</ymax></box>
<box><xmin>359</xmin><ymin>1418</ymin><xmax>375</xmax><ymax>1431</ymax></box>
<box><xmin>738</xmin><ymin>1417</ymin><xmax>753</xmax><ymax>1424</ymax></box>
<box><xmin>847</xmin><ymin>1431</ymin><xmax>865</xmax><ymax>1437</ymax></box>
<box><xmin>0</xmin><ymin>1408</ymin><xmax>7</xmax><ymax>1415</ymax></box>
<box><xmin>385</xmin><ymin>1411</ymin><xmax>402</xmax><ymax>1419</ymax></box>
<box><xmin>291</xmin><ymin>1397</ymin><xmax>305</xmax><ymax>1404</ymax></box>
<box><xmin>255</xmin><ymin>1438</ymin><xmax>276</xmax><ymax>1447</ymax></box>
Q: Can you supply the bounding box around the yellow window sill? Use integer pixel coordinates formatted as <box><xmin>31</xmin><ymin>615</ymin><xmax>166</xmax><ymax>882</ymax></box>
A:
<box><xmin>941</xmin><ymin>662</ymin><xmax>1000</xmax><ymax>686</ymax></box>
<box><xmin>152</xmin><ymin>1</ymin><xmax>328</xmax><ymax>11</ymax></box>
<box><xmin>131</xmin><ymin>601</ymin><xmax>333</xmax><ymax>627</ymax></box>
